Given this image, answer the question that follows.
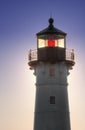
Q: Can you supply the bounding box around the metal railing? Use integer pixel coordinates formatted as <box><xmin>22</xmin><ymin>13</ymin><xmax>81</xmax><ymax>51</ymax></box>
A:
<box><xmin>29</xmin><ymin>49</ymin><xmax>38</xmax><ymax>61</ymax></box>
<box><xmin>66</xmin><ymin>49</ymin><xmax>74</xmax><ymax>62</ymax></box>
<box><xmin>28</xmin><ymin>49</ymin><xmax>74</xmax><ymax>62</ymax></box>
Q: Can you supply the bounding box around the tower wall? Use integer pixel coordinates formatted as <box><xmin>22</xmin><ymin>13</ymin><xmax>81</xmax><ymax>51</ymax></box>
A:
<box><xmin>34</xmin><ymin>62</ymin><xmax>71</xmax><ymax>130</ymax></box>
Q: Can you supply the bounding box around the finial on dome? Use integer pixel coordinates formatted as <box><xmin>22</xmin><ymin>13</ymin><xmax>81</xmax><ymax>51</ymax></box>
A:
<box><xmin>48</xmin><ymin>18</ymin><xmax>54</xmax><ymax>25</ymax></box>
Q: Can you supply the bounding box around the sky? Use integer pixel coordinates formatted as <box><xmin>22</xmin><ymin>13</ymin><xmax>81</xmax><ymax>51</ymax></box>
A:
<box><xmin>0</xmin><ymin>0</ymin><xmax>85</xmax><ymax>130</ymax></box>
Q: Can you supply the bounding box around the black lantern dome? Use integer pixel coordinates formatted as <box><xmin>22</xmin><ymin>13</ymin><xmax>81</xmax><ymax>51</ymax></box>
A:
<box><xmin>37</xmin><ymin>18</ymin><xmax>67</xmax><ymax>36</ymax></box>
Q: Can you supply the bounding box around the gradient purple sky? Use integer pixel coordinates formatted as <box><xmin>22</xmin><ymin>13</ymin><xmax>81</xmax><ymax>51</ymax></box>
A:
<box><xmin>0</xmin><ymin>0</ymin><xmax>85</xmax><ymax>130</ymax></box>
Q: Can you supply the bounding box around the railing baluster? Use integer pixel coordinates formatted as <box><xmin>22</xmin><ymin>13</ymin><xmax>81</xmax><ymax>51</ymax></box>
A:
<box><xmin>29</xmin><ymin>49</ymin><xmax>37</xmax><ymax>61</ymax></box>
<box><xmin>66</xmin><ymin>49</ymin><xmax>74</xmax><ymax>61</ymax></box>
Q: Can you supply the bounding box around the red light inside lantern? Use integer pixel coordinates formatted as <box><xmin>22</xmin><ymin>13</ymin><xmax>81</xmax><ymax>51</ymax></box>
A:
<box><xmin>48</xmin><ymin>40</ymin><xmax>55</xmax><ymax>47</ymax></box>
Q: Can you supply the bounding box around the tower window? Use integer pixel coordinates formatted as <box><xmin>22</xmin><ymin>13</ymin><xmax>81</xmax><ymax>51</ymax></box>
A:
<box><xmin>50</xmin><ymin>96</ymin><xmax>55</xmax><ymax>104</ymax></box>
<box><xmin>50</xmin><ymin>68</ymin><xmax>55</xmax><ymax>76</ymax></box>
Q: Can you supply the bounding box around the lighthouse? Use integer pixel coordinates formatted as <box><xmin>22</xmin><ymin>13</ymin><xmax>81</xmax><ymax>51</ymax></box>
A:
<box><xmin>28</xmin><ymin>18</ymin><xmax>75</xmax><ymax>130</ymax></box>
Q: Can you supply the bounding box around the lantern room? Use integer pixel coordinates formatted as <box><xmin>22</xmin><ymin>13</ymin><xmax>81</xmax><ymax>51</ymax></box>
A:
<box><xmin>37</xmin><ymin>18</ymin><xmax>66</xmax><ymax>48</ymax></box>
<box><xmin>36</xmin><ymin>18</ymin><xmax>67</xmax><ymax>62</ymax></box>
<box><xmin>37</xmin><ymin>33</ymin><xmax>65</xmax><ymax>48</ymax></box>
<box><xmin>28</xmin><ymin>18</ymin><xmax>75</xmax><ymax>67</ymax></box>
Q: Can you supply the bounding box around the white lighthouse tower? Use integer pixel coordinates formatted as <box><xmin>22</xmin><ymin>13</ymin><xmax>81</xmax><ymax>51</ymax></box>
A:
<box><xmin>28</xmin><ymin>18</ymin><xmax>75</xmax><ymax>130</ymax></box>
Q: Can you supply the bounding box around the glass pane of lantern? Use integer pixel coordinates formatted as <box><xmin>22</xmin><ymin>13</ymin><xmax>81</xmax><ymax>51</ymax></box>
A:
<box><xmin>38</xmin><ymin>39</ymin><xmax>45</xmax><ymax>48</ymax></box>
<box><xmin>58</xmin><ymin>39</ymin><xmax>64</xmax><ymax>48</ymax></box>
<box><xmin>46</xmin><ymin>40</ymin><xmax>57</xmax><ymax>47</ymax></box>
